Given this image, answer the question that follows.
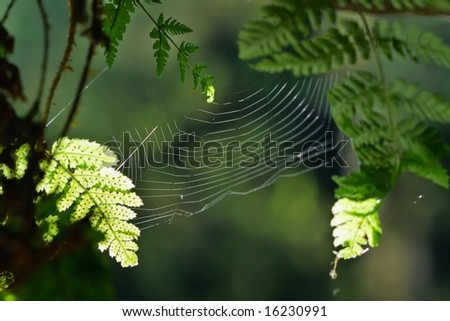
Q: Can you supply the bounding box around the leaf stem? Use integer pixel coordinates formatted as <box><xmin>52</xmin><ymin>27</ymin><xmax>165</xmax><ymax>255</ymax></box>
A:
<box><xmin>358</xmin><ymin>12</ymin><xmax>385</xmax><ymax>84</ymax></box>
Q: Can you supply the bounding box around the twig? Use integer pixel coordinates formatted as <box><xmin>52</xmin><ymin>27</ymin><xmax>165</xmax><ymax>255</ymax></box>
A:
<box><xmin>0</xmin><ymin>0</ymin><xmax>16</xmax><ymax>25</ymax></box>
<box><xmin>60</xmin><ymin>0</ymin><xmax>99</xmax><ymax>137</ymax></box>
<box><xmin>29</xmin><ymin>0</ymin><xmax>49</xmax><ymax>119</ymax></box>
<box><xmin>59</xmin><ymin>44</ymin><xmax>94</xmax><ymax>137</ymax></box>
<box><xmin>42</xmin><ymin>0</ymin><xmax>77</xmax><ymax>124</ymax></box>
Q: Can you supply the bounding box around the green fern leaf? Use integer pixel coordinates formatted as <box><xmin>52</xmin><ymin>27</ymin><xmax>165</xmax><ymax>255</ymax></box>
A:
<box><xmin>397</xmin><ymin>120</ymin><xmax>450</xmax><ymax>158</ymax></box>
<box><xmin>0</xmin><ymin>143</ymin><xmax>30</xmax><ymax>180</ymax></box>
<box><xmin>90</xmin><ymin>205</ymin><xmax>140</xmax><ymax>267</ymax></box>
<box><xmin>329</xmin><ymin>71</ymin><xmax>450</xmax><ymax>171</ymax></box>
<box><xmin>242</xmin><ymin>17</ymin><xmax>374</xmax><ymax>76</ymax></box>
<box><xmin>341</xmin><ymin>20</ymin><xmax>371</xmax><ymax>60</ymax></box>
<box><xmin>325</xmin><ymin>8</ymin><xmax>450</xmax><ymax>272</ymax></box>
<box><xmin>402</xmin><ymin>151</ymin><xmax>449</xmax><ymax>187</ymax></box>
<box><xmin>331</xmin><ymin>197</ymin><xmax>382</xmax><ymax>259</ymax></box>
<box><xmin>149</xmin><ymin>14</ymin><xmax>171</xmax><ymax>77</ymax></box>
<box><xmin>203</xmin><ymin>76</ymin><xmax>215</xmax><ymax>104</ymax></box>
<box><xmin>249</xmin><ymin>28</ymin><xmax>354</xmax><ymax>76</ymax></box>
<box><xmin>161</xmin><ymin>16</ymin><xmax>193</xmax><ymax>36</ymax></box>
<box><xmin>336</xmin><ymin>0</ymin><xmax>371</xmax><ymax>10</ymax></box>
<box><xmin>373</xmin><ymin>20</ymin><xmax>450</xmax><ymax>68</ymax></box>
<box><xmin>328</xmin><ymin>71</ymin><xmax>382</xmax><ymax>131</ymax></box>
<box><xmin>192</xmin><ymin>63</ymin><xmax>215</xmax><ymax>103</ymax></box>
<box><xmin>333</xmin><ymin>171</ymin><xmax>390</xmax><ymax>201</ymax></box>
<box><xmin>392</xmin><ymin>0</ymin><xmax>425</xmax><ymax>10</ymax></box>
<box><xmin>149</xmin><ymin>13</ymin><xmax>194</xmax><ymax>77</ymax></box>
<box><xmin>102</xmin><ymin>0</ymin><xmax>135</xmax><ymax>67</ymax></box>
<box><xmin>145</xmin><ymin>13</ymin><xmax>215</xmax><ymax>101</ymax></box>
<box><xmin>177</xmin><ymin>41</ymin><xmax>198</xmax><ymax>83</ymax></box>
<box><xmin>390</xmin><ymin>80</ymin><xmax>450</xmax><ymax>122</ymax></box>
<box><xmin>50</xmin><ymin>137</ymin><xmax>115</xmax><ymax>169</ymax></box>
<box><xmin>36</xmin><ymin>137</ymin><xmax>143</xmax><ymax>267</ymax></box>
<box><xmin>238</xmin><ymin>0</ymin><xmax>335</xmax><ymax>61</ymax></box>
<box><xmin>335</xmin><ymin>0</ymin><xmax>440</xmax><ymax>11</ymax></box>
<box><xmin>192</xmin><ymin>63</ymin><xmax>207</xmax><ymax>89</ymax></box>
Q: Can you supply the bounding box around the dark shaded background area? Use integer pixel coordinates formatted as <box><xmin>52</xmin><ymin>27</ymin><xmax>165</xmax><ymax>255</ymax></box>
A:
<box><xmin>2</xmin><ymin>1</ymin><xmax>450</xmax><ymax>300</ymax></box>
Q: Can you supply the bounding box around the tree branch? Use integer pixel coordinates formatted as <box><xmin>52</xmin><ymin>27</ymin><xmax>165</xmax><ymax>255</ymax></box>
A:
<box><xmin>0</xmin><ymin>0</ymin><xmax>16</xmax><ymax>25</ymax></box>
<box><xmin>60</xmin><ymin>0</ymin><xmax>100</xmax><ymax>137</ymax></box>
<box><xmin>43</xmin><ymin>0</ymin><xmax>77</xmax><ymax>125</ymax></box>
<box><xmin>29</xmin><ymin>0</ymin><xmax>50</xmax><ymax>120</ymax></box>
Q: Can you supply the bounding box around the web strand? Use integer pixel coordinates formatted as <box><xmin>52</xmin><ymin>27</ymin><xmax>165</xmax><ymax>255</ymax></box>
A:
<box><xmin>105</xmin><ymin>73</ymin><xmax>340</xmax><ymax>230</ymax></box>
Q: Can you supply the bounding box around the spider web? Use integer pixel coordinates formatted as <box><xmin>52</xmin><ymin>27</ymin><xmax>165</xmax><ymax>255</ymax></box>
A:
<box><xmin>101</xmin><ymin>72</ymin><xmax>341</xmax><ymax>230</ymax></box>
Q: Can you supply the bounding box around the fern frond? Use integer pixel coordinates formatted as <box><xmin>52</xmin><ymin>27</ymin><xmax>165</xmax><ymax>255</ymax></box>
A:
<box><xmin>102</xmin><ymin>0</ymin><xmax>135</xmax><ymax>67</ymax></box>
<box><xmin>238</xmin><ymin>19</ymin><xmax>300</xmax><ymax>60</ymax></box>
<box><xmin>238</xmin><ymin>0</ymin><xmax>335</xmax><ymax>61</ymax></box>
<box><xmin>395</xmin><ymin>120</ymin><xmax>450</xmax><ymax>187</ymax></box>
<box><xmin>329</xmin><ymin>72</ymin><xmax>395</xmax><ymax>167</ymax></box>
<box><xmin>328</xmin><ymin>71</ymin><xmax>383</xmax><ymax>131</ymax></box>
<box><xmin>401</xmin><ymin>151</ymin><xmax>449</xmax><ymax>187</ymax></box>
<box><xmin>373</xmin><ymin>20</ymin><xmax>450</xmax><ymax>68</ymax></box>
<box><xmin>390</xmin><ymin>0</ymin><xmax>427</xmax><ymax>10</ymax></box>
<box><xmin>340</xmin><ymin>20</ymin><xmax>371</xmax><ymax>60</ymax></box>
<box><xmin>192</xmin><ymin>63</ymin><xmax>214</xmax><ymax>103</ymax></box>
<box><xmin>37</xmin><ymin>138</ymin><xmax>143</xmax><ymax>267</ymax></box>
<box><xmin>335</xmin><ymin>0</ymin><xmax>448</xmax><ymax>11</ymax></box>
<box><xmin>390</xmin><ymin>80</ymin><xmax>450</xmax><ymax>122</ymax></box>
<box><xmin>329</xmin><ymin>71</ymin><xmax>450</xmax><ymax>172</ymax></box>
<box><xmin>161</xmin><ymin>16</ymin><xmax>192</xmax><ymax>36</ymax></box>
<box><xmin>333</xmin><ymin>170</ymin><xmax>390</xmax><ymax>201</ymax></box>
<box><xmin>192</xmin><ymin>63</ymin><xmax>207</xmax><ymax>89</ymax></box>
<box><xmin>237</xmin><ymin>0</ymin><xmax>450</xmax><ymax>277</ymax></box>
<box><xmin>0</xmin><ymin>143</ymin><xmax>30</xmax><ymax>180</ymax></box>
<box><xmin>177</xmin><ymin>41</ymin><xmax>198</xmax><ymax>83</ymax></box>
<box><xmin>250</xmin><ymin>27</ymin><xmax>362</xmax><ymax>76</ymax></box>
<box><xmin>328</xmin><ymin>71</ymin><xmax>449</xmax><ymax>266</ymax></box>
<box><xmin>397</xmin><ymin>120</ymin><xmax>450</xmax><ymax>158</ymax></box>
<box><xmin>331</xmin><ymin>197</ymin><xmax>382</xmax><ymax>259</ymax></box>
<box><xmin>90</xmin><ymin>204</ymin><xmax>141</xmax><ymax>267</ymax></box>
<box><xmin>149</xmin><ymin>14</ymin><xmax>171</xmax><ymax>77</ymax></box>
<box><xmin>148</xmin><ymin>13</ymin><xmax>194</xmax><ymax>77</ymax></box>
<box><xmin>330</xmin><ymin>72</ymin><xmax>450</xmax><ymax>130</ymax></box>
<box><xmin>241</xmin><ymin>14</ymin><xmax>374</xmax><ymax>76</ymax></box>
